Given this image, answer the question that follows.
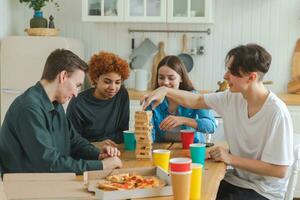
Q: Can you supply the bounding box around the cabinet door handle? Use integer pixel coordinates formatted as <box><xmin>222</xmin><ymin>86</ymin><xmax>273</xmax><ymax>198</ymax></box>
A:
<box><xmin>1</xmin><ymin>88</ymin><xmax>23</xmax><ymax>94</ymax></box>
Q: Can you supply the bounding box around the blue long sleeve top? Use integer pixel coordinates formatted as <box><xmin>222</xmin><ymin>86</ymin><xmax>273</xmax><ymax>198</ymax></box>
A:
<box><xmin>148</xmin><ymin>91</ymin><xmax>217</xmax><ymax>143</ymax></box>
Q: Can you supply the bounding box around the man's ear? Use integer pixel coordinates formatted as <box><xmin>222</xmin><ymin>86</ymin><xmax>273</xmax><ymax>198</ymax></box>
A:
<box><xmin>58</xmin><ymin>70</ymin><xmax>68</xmax><ymax>83</ymax></box>
<box><xmin>248</xmin><ymin>72</ymin><xmax>257</xmax><ymax>83</ymax></box>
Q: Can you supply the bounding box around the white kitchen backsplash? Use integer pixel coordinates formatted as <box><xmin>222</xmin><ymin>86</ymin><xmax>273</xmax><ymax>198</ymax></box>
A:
<box><xmin>6</xmin><ymin>0</ymin><xmax>300</xmax><ymax>93</ymax></box>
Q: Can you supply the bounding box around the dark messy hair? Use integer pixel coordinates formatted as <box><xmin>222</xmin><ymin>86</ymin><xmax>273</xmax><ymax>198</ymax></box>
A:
<box><xmin>225</xmin><ymin>44</ymin><xmax>271</xmax><ymax>81</ymax></box>
<box><xmin>155</xmin><ymin>55</ymin><xmax>195</xmax><ymax>91</ymax></box>
<box><xmin>41</xmin><ymin>49</ymin><xmax>88</xmax><ymax>81</ymax></box>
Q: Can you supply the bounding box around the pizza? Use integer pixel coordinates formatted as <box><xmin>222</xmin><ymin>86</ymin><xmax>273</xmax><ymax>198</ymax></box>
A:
<box><xmin>97</xmin><ymin>173</ymin><xmax>165</xmax><ymax>191</ymax></box>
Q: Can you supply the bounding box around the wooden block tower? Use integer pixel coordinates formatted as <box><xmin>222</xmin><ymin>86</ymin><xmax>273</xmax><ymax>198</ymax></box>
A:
<box><xmin>134</xmin><ymin>111</ymin><xmax>153</xmax><ymax>159</ymax></box>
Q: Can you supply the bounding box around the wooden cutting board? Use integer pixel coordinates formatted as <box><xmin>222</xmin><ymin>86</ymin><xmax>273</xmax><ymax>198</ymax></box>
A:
<box><xmin>291</xmin><ymin>39</ymin><xmax>300</xmax><ymax>79</ymax></box>
<box><xmin>288</xmin><ymin>39</ymin><xmax>300</xmax><ymax>93</ymax></box>
<box><xmin>151</xmin><ymin>41</ymin><xmax>166</xmax><ymax>90</ymax></box>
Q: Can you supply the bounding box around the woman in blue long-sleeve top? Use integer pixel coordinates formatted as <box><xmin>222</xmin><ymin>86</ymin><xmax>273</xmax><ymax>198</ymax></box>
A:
<box><xmin>148</xmin><ymin>55</ymin><xmax>217</xmax><ymax>142</ymax></box>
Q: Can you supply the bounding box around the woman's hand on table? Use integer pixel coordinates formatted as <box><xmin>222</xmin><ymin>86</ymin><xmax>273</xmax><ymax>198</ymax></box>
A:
<box><xmin>102</xmin><ymin>156</ymin><xmax>123</xmax><ymax>170</ymax></box>
<box><xmin>207</xmin><ymin>146</ymin><xmax>232</xmax><ymax>165</ymax></box>
<box><xmin>159</xmin><ymin>116</ymin><xmax>185</xmax><ymax>130</ymax></box>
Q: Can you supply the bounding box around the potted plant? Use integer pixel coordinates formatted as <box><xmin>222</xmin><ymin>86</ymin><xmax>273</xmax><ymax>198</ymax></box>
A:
<box><xmin>19</xmin><ymin>0</ymin><xmax>59</xmax><ymax>28</ymax></box>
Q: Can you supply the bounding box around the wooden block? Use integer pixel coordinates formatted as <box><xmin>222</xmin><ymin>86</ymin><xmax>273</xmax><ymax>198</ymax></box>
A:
<box><xmin>135</xmin><ymin>111</ymin><xmax>152</xmax><ymax>117</ymax></box>
<box><xmin>136</xmin><ymin>146</ymin><xmax>152</xmax><ymax>151</ymax></box>
<box><xmin>135</xmin><ymin>111</ymin><xmax>152</xmax><ymax>121</ymax></box>
<box><xmin>135</xmin><ymin>122</ymin><xmax>152</xmax><ymax>128</ymax></box>
<box><xmin>136</xmin><ymin>142</ymin><xmax>152</xmax><ymax>149</ymax></box>
<box><xmin>135</xmin><ymin>129</ymin><xmax>152</xmax><ymax>133</ymax></box>
<box><xmin>135</xmin><ymin>149</ymin><xmax>152</xmax><ymax>159</ymax></box>
<box><xmin>134</xmin><ymin>117</ymin><xmax>152</xmax><ymax>122</ymax></box>
<box><xmin>135</xmin><ymin>132</ymin><xmax>152</xmax><ymax>138</ymax></box>
<box><xmin>135</xmin><ymin>135</ymin><xmax>153</xmax><ymax>142</ymax></box>
<box><xmin>135</xmin><ymin>126</ymin><xmax>152</xmax><ymax>132</ymax></box>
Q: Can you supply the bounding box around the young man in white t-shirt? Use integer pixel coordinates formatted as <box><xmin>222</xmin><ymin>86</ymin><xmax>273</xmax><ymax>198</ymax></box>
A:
<box><xmin>142</xmin><ymin>44</ymin><xmax>294</xmax><ymax>200</ymax></box>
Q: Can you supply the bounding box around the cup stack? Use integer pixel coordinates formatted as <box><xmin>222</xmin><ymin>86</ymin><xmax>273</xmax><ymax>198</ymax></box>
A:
<box><xmin>169</xmin><ymin>157</ymin><xmax>192</xmax><ymax>200</ymax></box>
<box><xmin>134</xmin><ymin>111</ymin><xmax>153</xmax><ymax>159</ymax></box>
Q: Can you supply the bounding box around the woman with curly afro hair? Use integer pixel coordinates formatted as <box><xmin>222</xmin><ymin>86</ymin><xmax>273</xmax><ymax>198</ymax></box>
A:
<box><xmin>67</xmin><ymin>52</ymin><xmax>130</xmax><ymax>146</ymax></box>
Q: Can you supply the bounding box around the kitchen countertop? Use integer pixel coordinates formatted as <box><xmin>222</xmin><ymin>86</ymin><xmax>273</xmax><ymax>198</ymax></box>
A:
<box><xmin>128</xmin><ymin>89</ymin><xmax>300</xmax><ymax>106</ymax></box>
<box><xmin>278</xmin><ymin>93</ymin><xmax>300</xmax><ymax>105</ymax></box>
<box><xmin>128</xmin><ymin>89</ymin><xmax>211</xmax><ymax>101</ymax></box>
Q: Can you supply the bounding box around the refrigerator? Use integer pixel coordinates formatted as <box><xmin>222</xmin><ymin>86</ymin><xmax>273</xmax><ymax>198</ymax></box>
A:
<box><xmin>0</xmin><ymin>36</ymin><xmax>84</xmax><ymax>123</ymax></box>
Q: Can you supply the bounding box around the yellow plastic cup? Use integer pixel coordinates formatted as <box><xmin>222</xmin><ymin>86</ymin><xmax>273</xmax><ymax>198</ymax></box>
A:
<box><xmin>190</xmin><ymin>163</ymin><xmax>202</xmax><ymax>200</ymax></box>
<box><xmin>153</xmin><ymin>149</ymin><xmax>171</xmax><ymax>171</ymax></box>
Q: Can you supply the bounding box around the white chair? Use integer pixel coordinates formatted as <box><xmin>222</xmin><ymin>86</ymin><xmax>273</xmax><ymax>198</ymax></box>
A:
<box><xmin>285</xmin><ymin>133</ymin><xmax>300</xmax><ymax>200</ymax></box>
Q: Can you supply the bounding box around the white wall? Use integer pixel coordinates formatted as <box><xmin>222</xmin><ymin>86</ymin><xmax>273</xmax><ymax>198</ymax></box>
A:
<box><xmin>8</xmin><ymin>0</ymin><xmax>300</xmax><ymax>93</ymax></box>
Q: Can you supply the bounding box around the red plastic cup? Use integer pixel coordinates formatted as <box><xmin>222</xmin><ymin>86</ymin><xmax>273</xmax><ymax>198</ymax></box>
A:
<box><xmin>169</xmin><ymin>157</ymin><xmax>192</xmax><ymax>172</ymax></box>
<box><xmin>180</xmin><ymin>130</ymin><xmax>195</xmax><ymax>149</ymax></box>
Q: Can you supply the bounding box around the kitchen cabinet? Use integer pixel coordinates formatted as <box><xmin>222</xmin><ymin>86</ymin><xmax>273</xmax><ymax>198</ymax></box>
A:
<box><xmin>288</xmin><ymin>106</ymin><xmax>300</xmax><ymax>134</ymax></box>
<box><xmin>82</xmin><ymin>0</ymin><xmax>213</xmax><ymax>23</ymax></box>
<box><xmin>277</xmin><ymin>93</ymin><xmax>300</xmax><ymax>133</ymax></box>
<box><xmin>167</xmin><ymin>0</ymin><xmax>213</xmax><ymax>23</ymax></box>
<box><xmin>82</xmin><ymin>0</ymin><xmax>124</xmax><ymax>22</ymax></box>
<box><xmin>124</xmin><ymin>0</ymin><xmax>166</xmax><ymax>22</ymax></box>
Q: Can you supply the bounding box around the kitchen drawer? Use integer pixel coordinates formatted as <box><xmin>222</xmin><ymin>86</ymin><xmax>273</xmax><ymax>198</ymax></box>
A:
<box><xmin>287</xmin><ymin>106</ymin><xmax>300</xmax><ymax>134</ymax></box>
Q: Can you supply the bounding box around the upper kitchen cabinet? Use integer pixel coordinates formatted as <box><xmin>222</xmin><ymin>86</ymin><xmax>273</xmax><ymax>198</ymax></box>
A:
<box><xmin>82</xmin><ymin>0</ymin><xmax>124</xmax><ymax>22</ymax></box>
<box><xmin>82</xmin><ymin>0</ymin><xmax>213</xmax><ymax>23</ymax></box>
<box><xmin>124</xmin><ymin>0</ymin><xmax>167</xmax><ymax>22</ymax></box>
<box><xmin>167</xmin><ymin>0</ymin><xmax>213</xmax><ymax>23</ymax></box>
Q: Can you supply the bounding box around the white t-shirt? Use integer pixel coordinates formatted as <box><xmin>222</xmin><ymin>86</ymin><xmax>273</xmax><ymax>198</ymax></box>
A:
<box><xmin>204</xmin><ymin>91</ymin><xmax>294</xmax><ymax>200</ymax></box>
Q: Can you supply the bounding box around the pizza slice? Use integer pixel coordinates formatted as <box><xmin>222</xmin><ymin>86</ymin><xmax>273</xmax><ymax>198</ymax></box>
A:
<box><xmin>106</xmin><ymin>173</ymin><xmax>130</xmax><ymax>183</ymax></box>
<box><xmin>97</xmin><ymin>173</ymin><xmax>166</xmax><ymax>191</ymax></box>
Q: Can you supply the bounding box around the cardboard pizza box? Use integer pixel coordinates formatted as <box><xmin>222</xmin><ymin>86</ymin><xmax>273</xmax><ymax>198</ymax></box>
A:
<box><xmin>84</xmin><ymin>167</ymin><xmax>172</xmax><ymax>200</ymax></box>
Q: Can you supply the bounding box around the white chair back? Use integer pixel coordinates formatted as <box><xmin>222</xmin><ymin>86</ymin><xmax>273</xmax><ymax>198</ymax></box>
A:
<box><xmin>285</xmin><ymin>133</ymin><xmax>300</xmax><ymax>200</ymax></box>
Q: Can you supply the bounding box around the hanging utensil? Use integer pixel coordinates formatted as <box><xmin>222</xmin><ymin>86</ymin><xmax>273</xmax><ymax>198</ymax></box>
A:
<box><xmin>151</xmin><ymin>41</ymin><xmax>166</xmax><ymax>90</ymax></box>
<box><xmin>178</xmin><ymin>34</ymin><xmax>194</xmax><ymax>72</ymax></box>
<box><xmin>131</xmin><ymin>32</ymin><xmax>135</xmax><ymax>52</ymax></box>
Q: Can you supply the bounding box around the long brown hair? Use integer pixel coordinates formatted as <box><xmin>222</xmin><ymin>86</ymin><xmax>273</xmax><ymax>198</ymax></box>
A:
<box><xmin>155</xmin><ymin>55</ymin><xmax>194</xmax><ymax>91</ymax></box>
